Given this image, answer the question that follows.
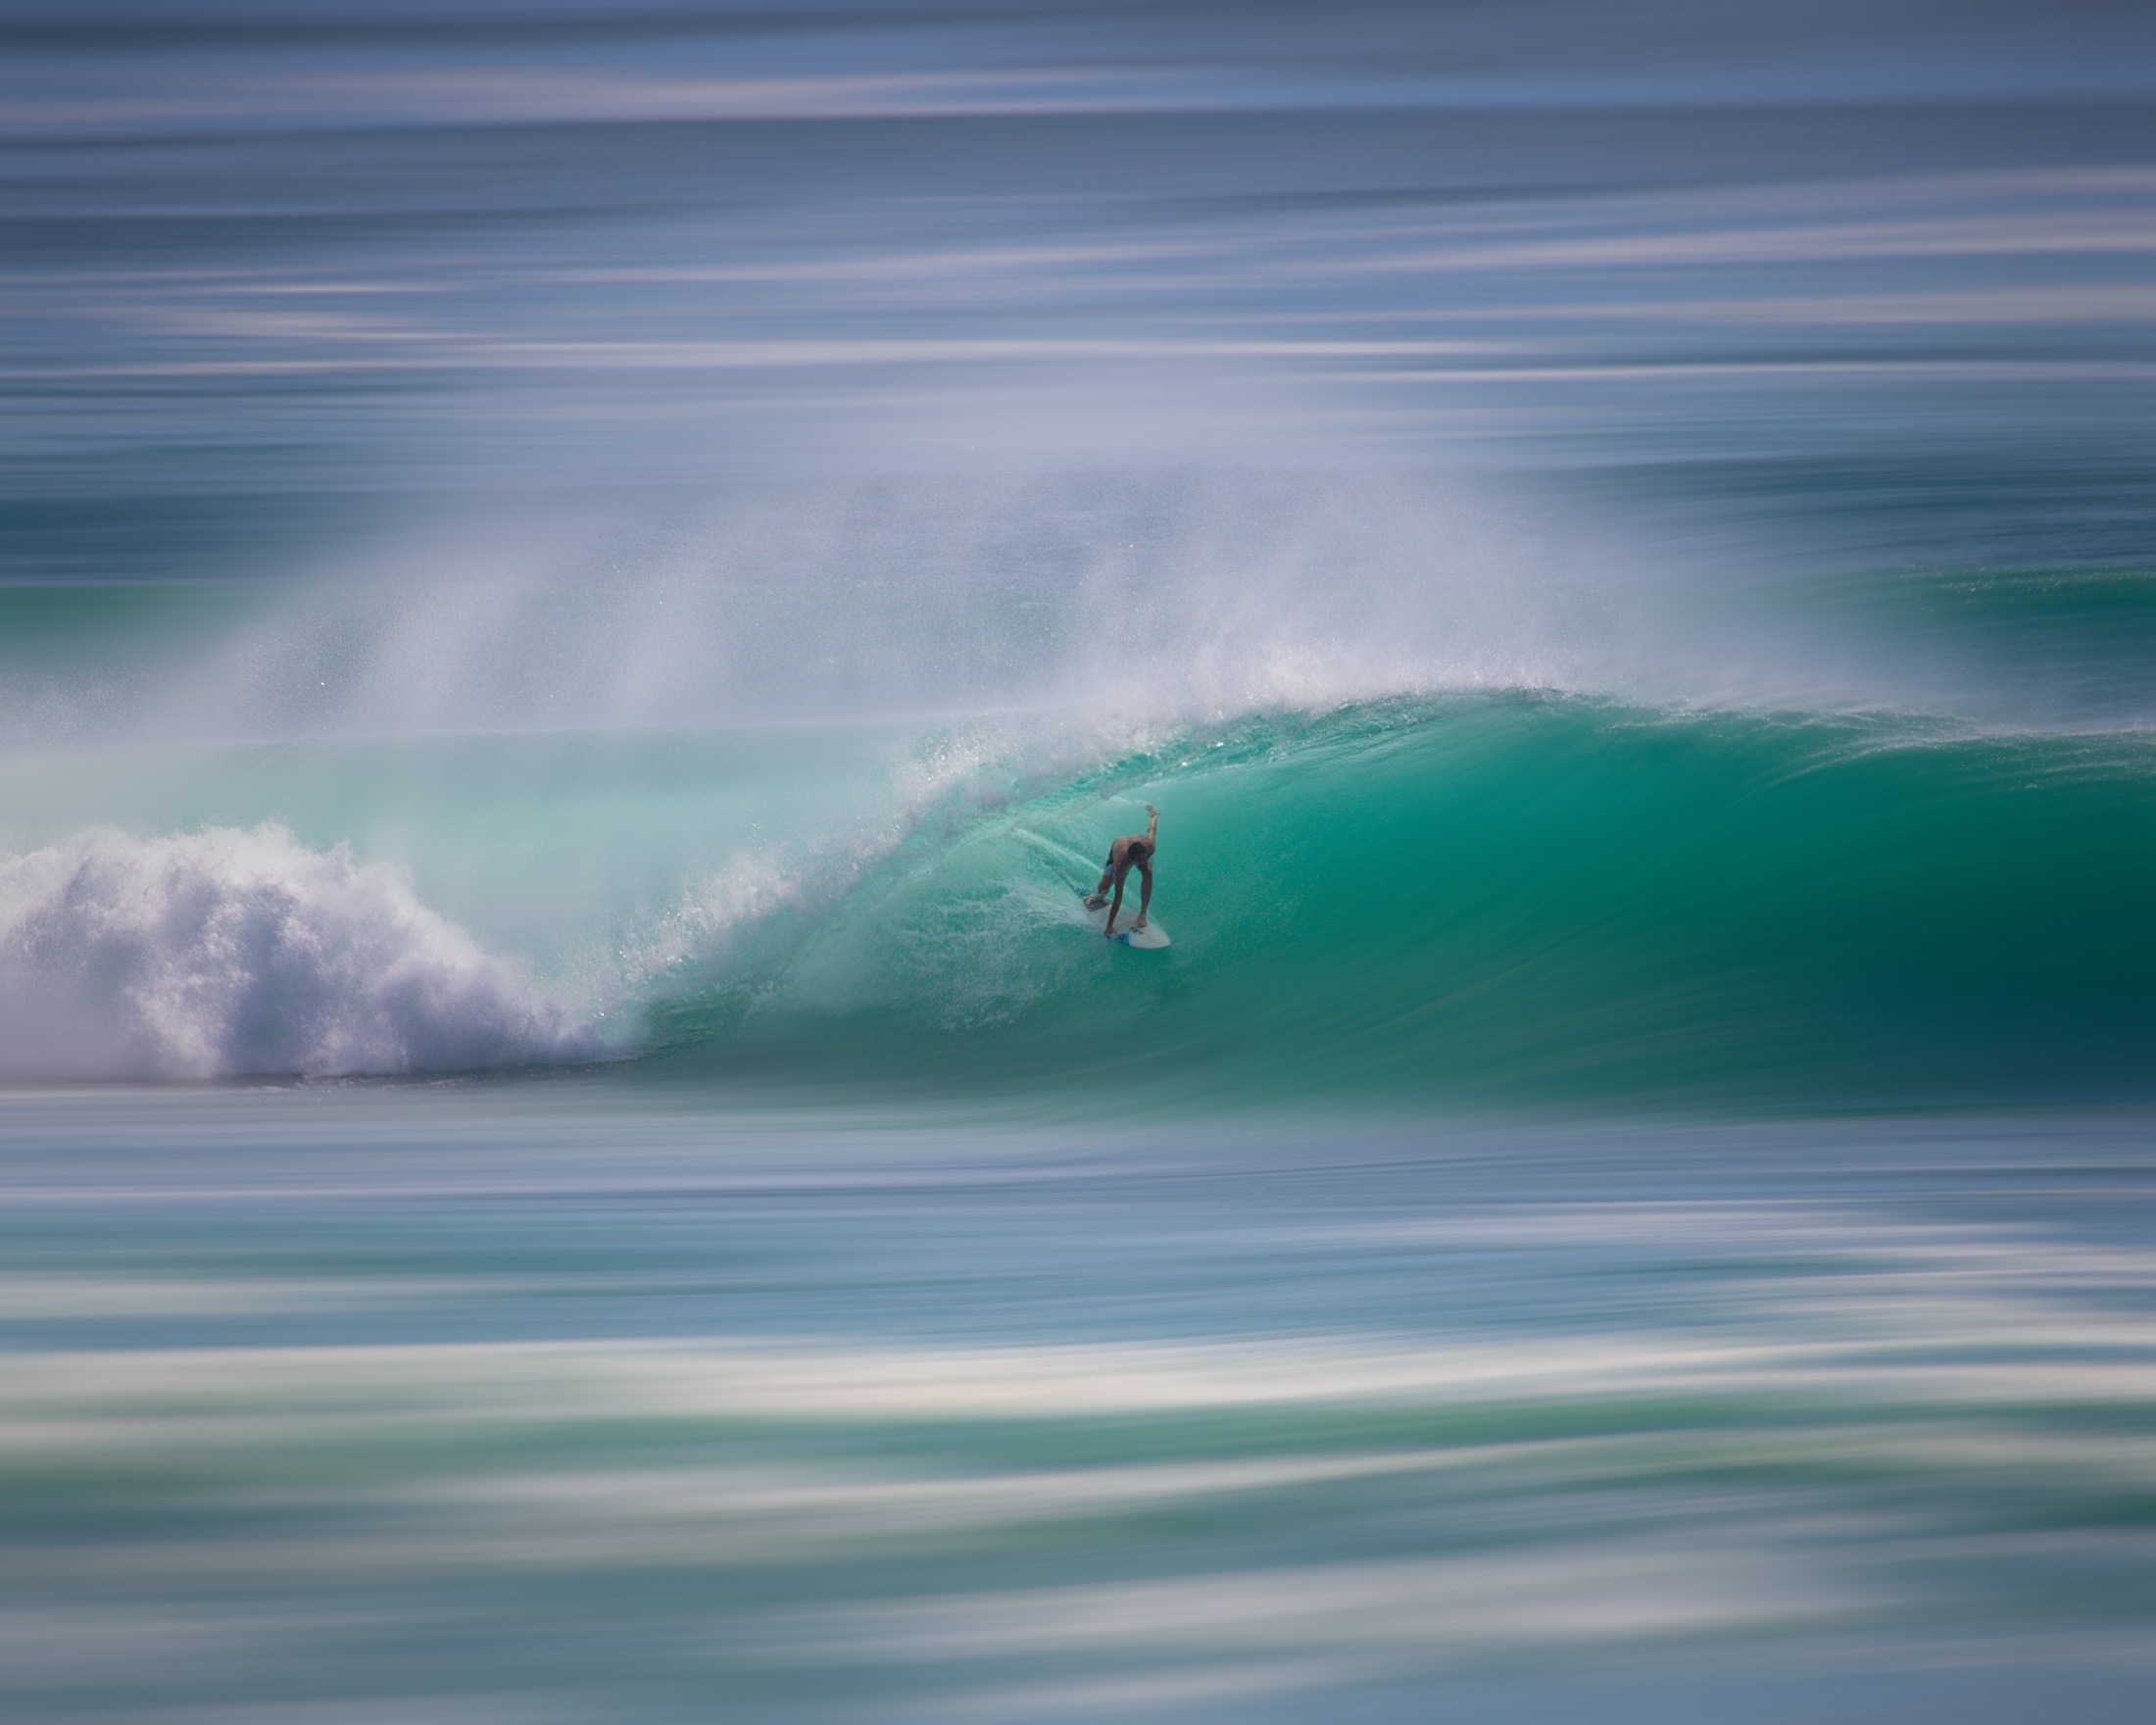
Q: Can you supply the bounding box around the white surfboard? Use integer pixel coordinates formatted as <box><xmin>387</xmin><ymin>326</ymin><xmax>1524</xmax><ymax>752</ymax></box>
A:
<box><xmin>1083</xmin><ymin>896</ymin><xmax>1170</xmax><ymax>949</ymax></box>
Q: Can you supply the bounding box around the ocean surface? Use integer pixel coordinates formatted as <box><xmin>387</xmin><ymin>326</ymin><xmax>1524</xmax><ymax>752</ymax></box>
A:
<box><xmin>5</xmin><ymin>2</ymin><xmax>2156</xmax><ymax>1718</ymax></box>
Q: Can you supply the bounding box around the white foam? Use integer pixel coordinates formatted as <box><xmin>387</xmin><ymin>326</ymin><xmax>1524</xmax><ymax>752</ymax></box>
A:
<box><xmin>0</xmin><ymin>824</ymin><xmax>606</xmax><ymax>1080</ymax></box>
<box><xmin>117</xmin><ymin>470</ymin><xmax>1651</xmax><ymax>746</ymax></box>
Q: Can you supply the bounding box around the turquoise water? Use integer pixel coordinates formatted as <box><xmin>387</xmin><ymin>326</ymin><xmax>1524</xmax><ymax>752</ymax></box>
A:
<box><xmin>647</xmin><ymin>698</ymin><xmax>2156</xmax><ymax>1107</ymax></box>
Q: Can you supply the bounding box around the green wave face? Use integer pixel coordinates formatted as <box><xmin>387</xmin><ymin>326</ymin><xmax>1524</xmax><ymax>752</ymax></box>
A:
<box><xmin>648</xmin><ymin>696</ymin><xmax>2156</xmax><ymax>1109</ymax></box>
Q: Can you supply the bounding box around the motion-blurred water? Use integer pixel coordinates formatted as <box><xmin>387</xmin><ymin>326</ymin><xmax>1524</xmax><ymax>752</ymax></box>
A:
<box><xmin>6</xmin><ymin>3</ymin><xmax>2156</xmax><ymax>1718</ymax></box>
<box><xmin>6</xmin><ymin>1094</ymin><xmax>2155</xmax><ymax>1721</ymax></box>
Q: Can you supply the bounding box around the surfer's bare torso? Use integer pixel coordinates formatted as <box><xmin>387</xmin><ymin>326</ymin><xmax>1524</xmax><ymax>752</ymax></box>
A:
<box><xmin>1086</xmin><ymin>804</ymin><xmax>1157</xmax><ymax>936</ymax></box>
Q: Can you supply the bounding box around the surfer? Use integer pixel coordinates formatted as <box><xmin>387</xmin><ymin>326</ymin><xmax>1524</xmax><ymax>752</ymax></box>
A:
<box><xmin>1085</xmin><ymin>804</ymin><xmax>1157</xmax><ymax>936</ymax></box>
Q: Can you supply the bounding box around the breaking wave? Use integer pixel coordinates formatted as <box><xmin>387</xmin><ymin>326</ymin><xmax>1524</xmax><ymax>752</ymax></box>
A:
<box><xmin>0</xmin><ymin>824</ymin><xmax>605</xmax><ymax>1080</ymax></box>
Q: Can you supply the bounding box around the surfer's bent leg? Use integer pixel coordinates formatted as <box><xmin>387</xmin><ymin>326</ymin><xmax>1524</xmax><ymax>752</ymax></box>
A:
<box><xmin>1087</xmin><ymin>839</ymin><xmax>1125</xmax><ymax>910</ymax></box>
